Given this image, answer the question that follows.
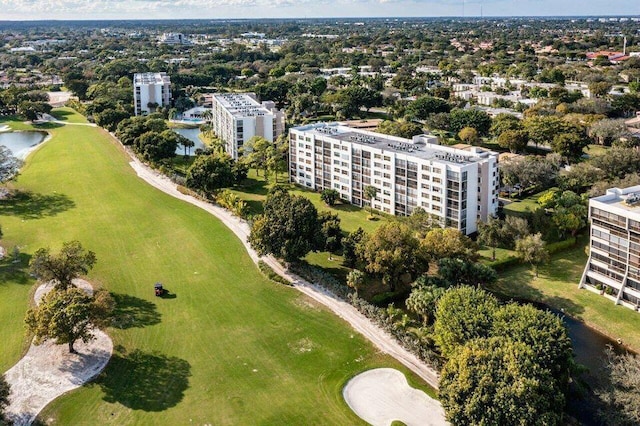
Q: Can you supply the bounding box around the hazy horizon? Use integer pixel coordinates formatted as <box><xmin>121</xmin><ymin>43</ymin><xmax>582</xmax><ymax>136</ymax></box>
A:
<box><xmin>0</xmin><ymin>0</ymin><xmax>638</xmax><ymax>22</ymax></box>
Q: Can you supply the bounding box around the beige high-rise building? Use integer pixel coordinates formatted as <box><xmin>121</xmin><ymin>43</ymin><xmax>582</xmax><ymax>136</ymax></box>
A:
<box><xmin>289</xmin><ymin>122</ymin><xmax>500</xmax><ymax>235</ymax></box>
<box><xmin>210</xmin><ymin>93</ymin><xmax>285</xmax><ymax>159</ymax></box>
<box><xmin>133</xmin><ymin>72</ymin><xmax>171</xmax><ymax>116</ymax></box>
<box><xmin>580</xmin><ymin>185</ymin><xmax>640</xmax><ymax>311</ymax></box>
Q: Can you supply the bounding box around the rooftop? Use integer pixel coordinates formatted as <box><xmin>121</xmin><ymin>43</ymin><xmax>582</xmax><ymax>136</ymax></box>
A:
<box><xmin>293</xmin><ymin>122</ymin><xmax>496</xmax><ymax>164</ymax></box>
<box><xmin>213</xmin><ymin>93</ymin><xmax>274</xmax><ymax>118</ymax></box>
<box><xmin>593</xmin><ymin>185</ymin><xmax>640</xmax><ymax>213</ymax></box>
<box><xmin>134</xmin><ymin>72</ymin><xmax>170</xmax><ymax>85</ymax></box>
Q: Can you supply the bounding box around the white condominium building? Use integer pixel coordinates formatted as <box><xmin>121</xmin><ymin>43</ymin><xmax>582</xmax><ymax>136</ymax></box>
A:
<box><xmin>159</xmin><ymin>33</ymin><xmax>191</xmax><ymax>45</ymax></box>
<box><xmin>580</xmin><ymin>186</ymin><xmax>640</xmax><ymax>311</ymax></box>
<box><xmin>289</xmin><ymin>123</ymin><xmax>500</xmax><ymax>235</ymax></box>
<box><xmin>210</xmin><ymin>93</ymin><xmax>285</xmax><ymax>159</ymax></box>
<box><xmin>133</xmin><ymin>72</ymin><xmax>171</xmax><ymax>116</ymax></box>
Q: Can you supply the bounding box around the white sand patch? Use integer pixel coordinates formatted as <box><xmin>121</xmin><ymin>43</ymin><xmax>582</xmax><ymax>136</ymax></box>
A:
<box><xmin>4</xmin><ymin>280</ymin><xmax>113</xmax><ymax>426</ymax></box>
<box><xmin>343</xmin><ymin>368</ymin><xmax>448</xmax><ymax>426</ymax></box>
<box><xmin>34</xmin><ymin>278</ymin><xmax>94</xmax><ymax>304</ymax></box>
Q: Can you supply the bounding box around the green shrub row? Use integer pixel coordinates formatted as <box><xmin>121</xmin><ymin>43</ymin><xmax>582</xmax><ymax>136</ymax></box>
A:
<box><xmin>546</xmin><ymin>237</ymin><xmax>576</xmax><ymax>254</ymax></box>
<box><xmin>290</xmin><ymin>262</ymin><xmax>443</xmax><ymax>370</ymax></box>
<box><xmin>485</xmin><ymin>255</ymin><xmax>521</xmax><ymax>271</ymax></box>
<box><xmin>258</xmin><ymin>260</ymin><xmax>291</xmax><ymax>286</ymax></box>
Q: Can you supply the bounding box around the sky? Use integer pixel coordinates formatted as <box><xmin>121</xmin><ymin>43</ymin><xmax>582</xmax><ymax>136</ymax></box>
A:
<box><xmin>0</xmin><ymin>0</ymin><xmax>638</xmax><ymax>21</ymax></box>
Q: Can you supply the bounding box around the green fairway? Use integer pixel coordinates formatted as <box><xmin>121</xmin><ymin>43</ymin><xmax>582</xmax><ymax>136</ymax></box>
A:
<box><xmin>0</xmin><ymin>111</ymin><xmax>431</xmax><ymax>425</ymax></box>
<box><xmin>488</xmin><ymin>235</ymin><xmax>640</xmax><ymax>351</ymax></box>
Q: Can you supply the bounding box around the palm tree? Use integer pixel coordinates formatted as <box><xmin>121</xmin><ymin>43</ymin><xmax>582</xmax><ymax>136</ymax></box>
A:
<box><xmin>364</xmin><ymin>185</ymin><xmax>379</xmax><ymax>218</ymax></box>
<box><xmin>182</xmin><ymin>139</ymin><xmax>195</xmax><ymax>156</ymax></box>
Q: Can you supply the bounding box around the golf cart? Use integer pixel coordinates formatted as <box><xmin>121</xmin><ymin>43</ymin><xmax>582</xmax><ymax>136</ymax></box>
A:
<box><xmin>154</xmin><ymin>282</ymin><xmax>165</xmax><ymax>297</ymax></box>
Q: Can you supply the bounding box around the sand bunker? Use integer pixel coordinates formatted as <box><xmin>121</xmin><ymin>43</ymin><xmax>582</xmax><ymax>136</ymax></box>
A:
<box><xmin>343</xmin><ymin>368</ymin><xmax>448</xmax><ymax>426</ymax></box>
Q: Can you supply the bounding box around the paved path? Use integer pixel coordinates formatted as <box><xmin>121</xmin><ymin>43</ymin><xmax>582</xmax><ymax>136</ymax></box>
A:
<box><xmin>128</xmin><ymin>155</ymin><xmax>441</xmax><ymax>390</ymax></box>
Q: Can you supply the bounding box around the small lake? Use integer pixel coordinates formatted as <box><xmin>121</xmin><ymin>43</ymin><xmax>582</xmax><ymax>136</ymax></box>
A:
<box><xmin>530</xmin><ymin>301</ymin><xmax>631</xmax><ymax>425</ymax></box>
<box><xmin>172</xmin><ymin>128</ymin><xmax>206</xmax><ymax>156</ymax></box>
<box><xmin>0</xmin><ymin>131</ymin><xmax>47</xmax><ymax>159</ymax></box>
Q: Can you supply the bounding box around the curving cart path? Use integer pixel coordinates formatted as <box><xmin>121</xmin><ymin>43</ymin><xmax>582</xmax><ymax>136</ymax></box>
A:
<box><xmin>128</xmin><ymin>155</ymin><xmax>442</xmax><ymax>390</ymax></box>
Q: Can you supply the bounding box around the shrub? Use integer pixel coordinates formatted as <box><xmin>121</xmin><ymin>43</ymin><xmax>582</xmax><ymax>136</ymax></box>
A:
<box><xmin>258</xmin><ymin>261</ymin><xmax>291</xmax><ymax>286</ymax></box>
<box><xmin>546</xmin><ymin>237</ymin><xmax>576</xmax><ymax>254</ymax></box>
<box><xmin>289</xmin><ymin>261</ymin><xmax>443</xmax><ymax>369</ymax></box>
<box><xmin>484</xmin><ymin>255</ymin><xmax>521</xmax><ymax>271</ymax></box>
<box><xmin>216</xmin><ymin>189</ymin><xmax>250</xmax><ymax>218</ymax></box>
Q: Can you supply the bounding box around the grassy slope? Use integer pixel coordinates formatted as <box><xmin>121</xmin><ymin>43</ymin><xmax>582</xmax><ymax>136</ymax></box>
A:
<box><xmin>230</xmin><ymin>169</ymin><xmax>386</xmax><ymax>235</ymax></box>
<box><xmin>488</xmin><ymin>236</ymin><xmax>640</xmax><ymax>351</ymax></box>
<box><xmin>0</xmin><ymin>111</ymin><xmax>432</xmax><ymax>425</ymax></box>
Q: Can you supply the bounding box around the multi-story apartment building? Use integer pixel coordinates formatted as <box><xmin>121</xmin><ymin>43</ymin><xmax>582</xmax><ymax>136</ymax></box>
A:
<box><xmin>159</xmin><ymin>32</ymin><xmax>191</xmax><ymax>45</ymax></box>
<box><xmin>133</xmin><ymin>72</ymin><xmax>171</xmax><ymax>116</ymax></box>
<box><xmin>210</xmin><ymin>93</ymin><xmax>285</xmax><ymax>159</ymax></box>
<box><xmin>580</xmin><ymin>186</ymin><xmax>640</xmax><ymax>311</ymax></box>
<box><xmin>289</xmin><ymin>122</ymin><xmax>500</xmax><ymax>235</ymax></box>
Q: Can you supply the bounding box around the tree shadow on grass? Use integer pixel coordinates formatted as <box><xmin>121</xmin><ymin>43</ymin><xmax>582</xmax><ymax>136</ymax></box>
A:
<box><xmin>33</xmin><ymin>122</ymin><xmax>64</xmax><ymax>129</ymax></box>
<box><xmin>0</xmin><ymin>253</ymin><xmax>33</xmax><ymax>285</ymax></box>
<box><xmin>237</xmin><ymin>176</ymin><xmax>269</xmax><ymax>196</ymax></box>
<box><xmin>98</xmin><ymin>349</ymin><xmax>191</xmax><ymax>411</ymax></box>
<box><xmin>244</xmin><ymin>199</ymin><xmax>264</xmax><ymax>215</ymax></box>
<box><xmin>0</xmin><ymin>190</ymin><xmax>75</xmax><ymax>219</ymax></box>
<box><xmin>49</xmin><ymin>110</ymin><xmax>75</xmax><ymax>121</ymax></box>
<box><xmin>109</xmin><ymin>293</ymin><xmax>162</xmax><ymax>329</ymax></box>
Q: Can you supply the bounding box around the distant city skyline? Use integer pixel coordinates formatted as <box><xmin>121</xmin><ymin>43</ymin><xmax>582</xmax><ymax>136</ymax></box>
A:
<box><xmin>0</xmin><ymin>0</ymin><xmax>639</xmax><ymax>21</ymax></box>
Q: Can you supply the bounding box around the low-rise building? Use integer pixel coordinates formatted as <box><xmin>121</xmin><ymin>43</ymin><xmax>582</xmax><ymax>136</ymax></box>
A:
<box><xmin>159</xmin><ymin>33</ymin><xmax>191</xmax><ymax>45</ymax></box>
<box><xmin>580</xmin><ymin>185</ymin><xmax>640</xmax><ymax>311</ymax></box>
<box><xmin>133</xmin><ymin>72</ymin><xmax>171</xmax><ymax>116</ymax></box>
<box><xmin>210</xmin><ymin>93</ymin><xmax>285</xmax><ymax>159</ymax></box>
<box><xmin>289</xmin><ymin>122</ymin><xmax>500</xmax><ymax>235</ymax></box>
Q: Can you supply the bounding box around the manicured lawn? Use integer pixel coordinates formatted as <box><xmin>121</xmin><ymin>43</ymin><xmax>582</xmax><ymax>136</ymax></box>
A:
<box><xmin>502</xmin><ymin>192</ymin><xmax>542</xmax><ymax>214</ymax></box>
<box><xmin>49</xmin><ymin>107</ymin><xmax>90</xmax><ymax>124</ymax></box>
<box><xmin>0</xmin><ymin>112</ymin><xmax>432</xmax><ymax>424</ymax></box>
<box><xmin>488</xmin><ymin>235</ymin><xmax>640</xmax><ymax>352</ymax></box>
<box><xmin>478</xmin><ymin>246</ymin><xmax>517</xmax><ymax>264</ymax></box>
<box><xmin>230</xmin><ymin>169</ymin><xmax>387</xmax><ymax>234</ymax></box>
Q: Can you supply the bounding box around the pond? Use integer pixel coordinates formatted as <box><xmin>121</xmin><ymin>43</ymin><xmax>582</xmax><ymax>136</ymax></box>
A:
<box><xmin>531</xmin><ymin>301</ymin><xmax>631</xmax><ymax>425</ymax></box>
<box><xmin>172</xmin><ymin>128</ymin><xmax>206</xmax><ymax>156</ymax></box>
<box><xmin>0</xmin><ymin>131</ymin><xmax>47</xmax><ymax>159</ymax></box>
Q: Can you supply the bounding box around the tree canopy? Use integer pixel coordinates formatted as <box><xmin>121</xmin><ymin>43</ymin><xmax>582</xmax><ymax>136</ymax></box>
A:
<box><xmin>439</xmin><ymin>337</ymin><xmax>564</xmax><ymax>426</ymax></box>
<box><xmin>433</xmin><ymin>286</ymin><xmax>499</xmax><ymax>358</ymax></box>
<box><xmin>356</xmin><ymin>222</ymin><xmax>428</xmax><ymax>290</ymax></box>
<box><xmin>249</xmin><ymin>188</ymin><xmax>322</xmax><ymax>262</ymax></box>
<box><xmin>186</xmin><ymin>153</ymin><xmax>237</xmax><ymax>194</ymax></box>
<box><xmin>0</xmin><ymin>145</ymin><xmax>22</xmax><ymax>183</ymax></box>
<box><xmin>29</xmin><ymin>240</ymin><xmax>97</xmax><ymax>290</ymax></box>
<box><xmin>25</xmin><ymin>286</ymin><xmax>114</xmax><ymax>353</ymax></box>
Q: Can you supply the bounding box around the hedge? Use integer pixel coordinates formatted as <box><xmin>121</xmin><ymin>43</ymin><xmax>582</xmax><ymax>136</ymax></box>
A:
<box><xmin>485</xmin><ymin>255</ymin><xmax>521</xmax><ymax>271</ymax></box>
<box><xmin>258</xmin><ymin>260</ymin><xmax>291</xmax><ymax>286</ymax></box>
<box><xmin>546</xmin><ymin>237</ymin><xmax>576</xmax><ymax>255</ymax></box>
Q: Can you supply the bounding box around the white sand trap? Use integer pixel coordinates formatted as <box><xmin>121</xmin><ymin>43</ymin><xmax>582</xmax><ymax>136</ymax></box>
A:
<box><xmin>343</xmin><ymin>368</ymin><xmax>448</xmax><ymax>426</ymax></box>
<box><xmin>4</xmin><ymin>280</ymin><xmax>113</xmax><ymax>426</ymax></box>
